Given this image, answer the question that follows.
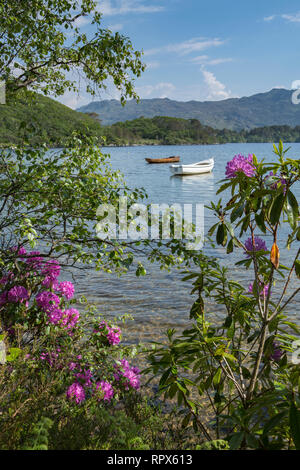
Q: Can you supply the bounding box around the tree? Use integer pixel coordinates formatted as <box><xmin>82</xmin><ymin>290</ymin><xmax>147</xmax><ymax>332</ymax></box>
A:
<box><xmin>0</xmin><ymin>0</ymin><xmax>145</xmax><ymax>102</ymax></box>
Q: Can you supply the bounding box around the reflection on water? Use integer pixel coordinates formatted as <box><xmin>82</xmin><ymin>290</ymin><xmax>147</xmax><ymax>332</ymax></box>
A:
<box><xmin>170</xmin><ymin>172</ymin><xmax>215</xmax><ymax>193</ymax></box>
<box><xmin>72</xmin><ymin>143</ymin><xmax>300</xmax><ymax>343</ymax></box>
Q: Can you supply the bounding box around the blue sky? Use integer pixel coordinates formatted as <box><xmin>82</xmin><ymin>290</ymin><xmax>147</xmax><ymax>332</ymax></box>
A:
<box><xmin>60</xmin><ymin>0</ymin><xmax>300</xmax><ymax>108</ymax></box>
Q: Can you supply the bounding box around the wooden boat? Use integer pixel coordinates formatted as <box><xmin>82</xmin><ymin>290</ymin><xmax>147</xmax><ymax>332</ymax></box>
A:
<box><xmin>170</xmin><ymin>158</ymin><xmax>214</xmax><ymax>175</ymax></box>
<box><xmin>145</xmin><ymin>156</ymin><xmax>180</xmax><ymax>164</ymax></box>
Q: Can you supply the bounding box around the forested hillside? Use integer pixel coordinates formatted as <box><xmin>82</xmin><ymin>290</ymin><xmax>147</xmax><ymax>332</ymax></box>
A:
<box><xmin>0</xmin><ymin>91</ymin><xmax>102</xmax><ymax>146</ymax></box>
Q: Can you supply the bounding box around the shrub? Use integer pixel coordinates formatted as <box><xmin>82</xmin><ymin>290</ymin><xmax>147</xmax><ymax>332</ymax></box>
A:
<box><xmin>146</xmin><ymin>142</ymin><xmax>300</xmax><ymax>450</ymax></box>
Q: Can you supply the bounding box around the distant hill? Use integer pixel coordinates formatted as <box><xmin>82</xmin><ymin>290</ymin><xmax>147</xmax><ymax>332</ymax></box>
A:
<box><xmin>101</xmin><ymin>116</ymin><xmax>300</xmax><ymax>146</ymax></box>
<box><xmin>77</xmin><ymin>88</ymin><xmax>300</xmax><ymax>130</ymax></box>
<box><xmin>0</xmin><ymin>92</ymin><xmax>102</xmax><ymax>146</ymax></box>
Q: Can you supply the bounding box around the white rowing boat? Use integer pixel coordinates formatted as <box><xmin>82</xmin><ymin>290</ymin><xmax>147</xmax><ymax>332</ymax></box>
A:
<box><xmin>169</xmin><ymin>158</ymin><xmax>214</xmax><ymax>176</ymax></box>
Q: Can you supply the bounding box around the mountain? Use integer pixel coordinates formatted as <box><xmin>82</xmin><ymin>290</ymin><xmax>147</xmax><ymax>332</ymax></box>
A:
<box><xmin>0</xmin><ymin>91</ymin><xmax>102</xmax><ymax>146</ymax></box>
<box><xmin>77</xmin><ymin>89</ymin><xmax>300</xmax><ymax>130</ymax></box>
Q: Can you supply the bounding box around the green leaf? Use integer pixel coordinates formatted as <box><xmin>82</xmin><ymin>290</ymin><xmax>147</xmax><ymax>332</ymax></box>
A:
<box><xmin>213</xmin><ymin>368</ymin><xmax>222</xmax><ymax>387</ymax></box>
<box><xmin>255</xmin><ymin>211</ymin><xmax>266</xmax><ymax>233</ymax></box>
<box><xmin>287</xmin><ymin>190</ymin><xmax>299</xmax><ymax>228</ymax></box>
<box><xmin>216</xmin><ymin>223</ymin><xmax>226</xmax><ymax>246</ymax></box>
<box><xmin>270</xmin><ymin>193</ymin><xmax>284</xmax><ymax>225</ymax></box>
<box><xmin>263</xmin><ymin>411</ymin><xmax>287</xmax><ymax>439</ymax></box>
<box><xmin>230</xmin><ymin>203</ymin><xmax>245</xmax><ymax>223</ymax></box>
<box><xmin>229</xmin><ymin>432</ymin><xmax>244</xmax><ymax>450</ymax></box>
<box><xmin>289</xmin><ymin>401</ymin><xmax>300</xmax><ymax>450</ymax></box>
<box><xmin>224</xmin><ymin>220</ymin><xmax>234</xmax><ymax>238</ymax></box>
<box><xmin>295</xmin><ymin>260</ymin><xmax>300</xmax><ymax>279</ymax></box>
<box><xmin>6</xmin><ymin>347</ymin><xmax>22</xmax><ymax>362</ymax></box>
<box><xmin>227</xmin><ymin>238</ymin><xmax>234</xmax><ymax>254</ymax></box>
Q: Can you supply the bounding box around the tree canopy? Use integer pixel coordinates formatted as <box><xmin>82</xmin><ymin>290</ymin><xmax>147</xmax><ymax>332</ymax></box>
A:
<box><xmin>0</xmin><ymin>0</ymin><xmax>145</xmax><ymax>102</ymax></box>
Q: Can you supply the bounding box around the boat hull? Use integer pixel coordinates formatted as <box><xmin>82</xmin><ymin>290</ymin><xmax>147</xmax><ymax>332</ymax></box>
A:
<box><xmin>146</xmin><ymin>156</ymin><xmax>180</xmax><ymax>164</ymax></box>
<box><xmin>170</xmin><ymin>159</ymin><xmax>214</xmax><ymax>175</ymax></box>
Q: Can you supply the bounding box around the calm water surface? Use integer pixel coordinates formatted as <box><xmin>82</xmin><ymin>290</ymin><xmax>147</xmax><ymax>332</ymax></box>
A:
<box><xmin>74</xmin><ymin>143</ymin><xmax>300</xmax><ymax>343</ymax></box>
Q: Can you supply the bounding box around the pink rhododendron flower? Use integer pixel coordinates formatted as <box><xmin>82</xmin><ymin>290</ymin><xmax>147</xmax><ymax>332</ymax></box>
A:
<box><xmin>267</xmin><ymin>172</ymin><xmax>287</xmax><ymax>194</ymax></box>
<box><xmin>36</xmin><ymin>291</ymin><xmax>60</xmax><ymax>312</ymax></box>
<box><xmin>62</xmin><ymin>308</ymin><xmax>80</xmax><ymax>330</ymax></box>
<box><xmin>95</xmin><ymin>321</ymin><xmax>121</xmax><ymax>345</ymax></box>
<box><xmin>57</xmin><ymin>281</ymin><xmax>75</xmax><ymax>300</ymax></box>
<box><xmin>41</xmin><ymin>259</ymin><xmax>60</xmax><ymax>280</ymax></box>
<box><xmin>225</xmin><ymin>154</ymin><xmax>255</xmax><ymax>178</ymax></box>
<box><xmin>114</xmin><ymin>359</ymin><xmax>141</xmax><ymax>390</ymax></box>
<box><xmin>244</xmin><ymin>237</ymin><xmax>267</xmax><ymax>257</ymax></box>
<box><xmin>42</xmin><ymin>276</ymin><xmax>59</xmax><ymax>289</ymax></box>
<box><xmin>7</xmin><ymin>285</ymin><xmax>29</xmax><ymax>303</ymax></box>
<box><xmin>40</xmin><ymin>348</ymin><xmax>61</xmax><ymax>367</ymax></box>
<box><xmin>0</xmin><ymin>291</ymin><xmax>8</xmax><ymax>306</ymax></box>
<box><xmin>47</xmin><ymin>308</ymin><xmax>63</xmax><ymax>325</ymax></box>
<box><xmin>66</xmin><ymin>382</ymin><xmax>85</xmax><ymax>404</ymax></box>
<box><xmin>25</xmin><ymin>251</ymin><xmax>43</xmax><ymax>270</ymax></box>
<box><xmin>270</xmin><ymin>342</ymin><xmax>283</xmax><ymax>362</ymax></box>
<box><xmin>11</xmin><ymin>246</ymin><xmax>27</xmax><ymax>256</ymax></box>
<box><xmin>75</xmin><ymin>368</ymin><xmax>93</xmax><ymax>388</ymax></box>
<box><xmin>96</xmin><ymin>381</ymin><xmax>114</xmax><ymax>402</ymax></box>
<box><xmin>248</xmin><ymin>282</ymin><xmax>270</xmax><ymax>298</ymax></box>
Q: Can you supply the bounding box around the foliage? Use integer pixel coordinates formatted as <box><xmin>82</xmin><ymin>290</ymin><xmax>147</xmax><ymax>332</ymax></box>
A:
<box><xmin>0</xmin><ymin>0</ymin><xmax>144</xmax><ymax>102</ymax></box>
<box><xmin>196</xmin><ymin>440</ymin><xmax>229</xmax><ymax>450</ymax></box>
<box><xmin>102</xmin><ymin>116</ymin><xmax>300</xmax><ymax>146</ymax></box>
<box><xmin>0</xmin><ymin>251</ymin><xmax>145</xmax><ymax>449</ymax></box>
<box><xmin>0</xmin><ymin>91</ymin><xmax>103</xmax><ymax>147</ymax></box>
<box><xmin>146</xmin><ymin>142</ymin><xmax>300</xmax><ymax>450</ymax></box>
<box><xmin>22</xmin><ymin>417</ymin><xmax>54</xmax><ymax>450</ymax></box>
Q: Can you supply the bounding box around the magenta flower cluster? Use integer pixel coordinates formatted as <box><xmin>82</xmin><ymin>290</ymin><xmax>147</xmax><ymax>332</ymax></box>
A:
<box><xmin>244</xmin><ymin>237</ymin><xmax>267</xmax><ymax>257</ymax></box>
<box><xmin>66</xmin><ymin>364</ymin><xmax>115</xmax><ymax>404</ymax></box>
<box><xmin>2</xmin><ymin>245</ymin><xmax>140</xmax><ymax>407</ymax></box>
<box><xmin>0</xmin><ymin>248</ymin><xmax>79</xmax><ymax>334</ymax></box>
<box><xmin>66</xmin><ymin>382</ymin><xmax>86</xmax><ymax>404</ymax></box>
<box><xmin>114</xmin><ymin>359</ymin><xmax>141</xmax><ymax>391</ymax></box>
<box><xmin>270</xmin><ymin>342</ymin><xmax>283</xmax><ymax>362</ymax></box>
<box><xmin>248</xmin><ymin>282</ymin><xmax>270</xmax><ymax>298</ymax></box>
<box><xmin>96</xmin><ymin>381</ymin><xmax>114</xmax><ymax>401</ymax></box>
<box><xmin>94</xmin><ymin>320</ymin><xmax>122</xmax><ymax>346</ymax></box>
<box><xmin>225</xmin><ymin>154</ymin><xmax>255</xmax><ymax>179</ymax></box>
<box><xmin>267</xmin><ymin>172</ymin><xmax>287</xmax><ymax>194</ymax></box>
<box><xmin>40</xmin><ymin>348</ymin><xmax>62</xmax><ymax>368</ymax></box>
<box><xmin>66</xmin><ymin>356</ymin><xmax>141</xmax><ymax>405</ymax></box>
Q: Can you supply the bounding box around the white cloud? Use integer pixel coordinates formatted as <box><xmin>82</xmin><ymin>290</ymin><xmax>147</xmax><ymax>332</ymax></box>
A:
<box><xmin>73</xmin><ymin>15</ymin><xmax>91</xmax><ymax>27</ymax></box>
<box><xmin>107</xmin><ymin>23</ymin><xmax>124</xmax><ymax>32</ymax></box>
<box><xmin>146</xmin><ymin>61</ymin><xmax>160</xmax><ymax>70</ymax></box>
<box><xmin>144</xmin><ymin>37</ymin><xmax>225</xmax><ymax>57</ymax></box>
<box><xmin>263</xmin><ymin>15</ymin><xmax>276</xmax><ymax>22</ymax></box>
<box><xmin>56</xmin><ymin>90</ymin><xmax>91</xmax><ymax>109</ymax></box>
<box><xmin>282</xmin><ymin>11</ymin><xmax>300</xmax><ymax>22</ymax></box>
<box><xmin>202</xmin><ymin>69</ymin><xmax>232</xmax><ymax>100</ymax></box>
<box><xmin>136</xmin><ymin>82</ymin><xmax>176</xmax><ymax>98</ymax></box>
<box><xmin>264</xmin><ymin>12</ymin><xmax>300</xmax><ymax>23</ymax></box>
<box><xmin>191</xmin><ymin>55</ymin><xmax>233</xmax><ymax>66</ymax></box>
<box><xmin>97</xmin><ymin>0</ymin><xmax>164</xmax><ymax>16</ymax></box>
